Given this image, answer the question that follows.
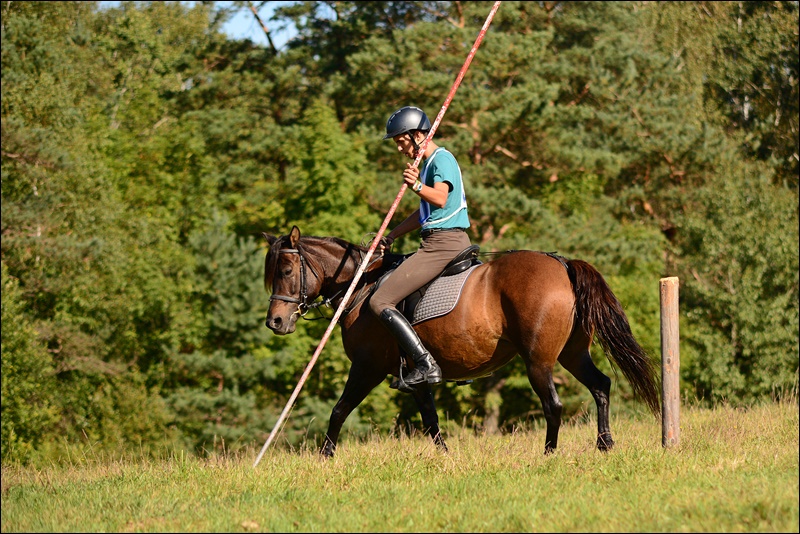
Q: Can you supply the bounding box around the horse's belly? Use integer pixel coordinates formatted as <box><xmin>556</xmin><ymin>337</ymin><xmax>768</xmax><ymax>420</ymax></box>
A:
<box><xmin>428</xmin><ymin>333</ymin><xmax>518</xmax><ymax>380</ymax></box>
<box><xmin>416</xmin><ymin>308</ymin><xmax>511</xmax><ymax>380</ymax></box>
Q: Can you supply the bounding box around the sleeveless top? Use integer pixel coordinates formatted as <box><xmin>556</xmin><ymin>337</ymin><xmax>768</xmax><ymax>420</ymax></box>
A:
<box><xmin>418</xmin><ymin>147</ymin><xmax>469</xmax><ymax>230</ymax></box>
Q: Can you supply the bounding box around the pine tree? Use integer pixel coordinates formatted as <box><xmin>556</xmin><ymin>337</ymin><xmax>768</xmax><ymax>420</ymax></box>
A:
<box><xmin>165</xmin><ymin>214</ymin><xmax>281</xmax><ymax>453</ymax></box>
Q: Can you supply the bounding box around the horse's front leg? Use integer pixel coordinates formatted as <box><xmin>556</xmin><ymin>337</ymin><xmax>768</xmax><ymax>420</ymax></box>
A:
<box><xmin>409</xmin><ymin>383</ymin><xmax>447</xmax><ymax>452</ymax></box>
<box><xmin>321</xmin><ymin>361</ymin><xmax>386</xmax><ymax>458</ymax></box>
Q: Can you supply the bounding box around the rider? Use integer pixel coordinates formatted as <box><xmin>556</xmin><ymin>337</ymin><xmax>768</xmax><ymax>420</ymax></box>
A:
<box><xmin>369</xmin><ymin>106</ymin><xmax>472</xmax><ymax>389</ymax></box>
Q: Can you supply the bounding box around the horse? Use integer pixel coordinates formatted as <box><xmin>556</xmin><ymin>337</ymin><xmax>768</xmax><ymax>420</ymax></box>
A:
<box><xmin>262</xmin><ymin>225</ymin><xmax>660</xmax><ymax>458</ymax></box>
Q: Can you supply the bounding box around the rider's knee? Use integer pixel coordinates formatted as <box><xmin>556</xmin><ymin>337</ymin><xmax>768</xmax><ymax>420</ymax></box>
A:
<box><xmin>368</xmin><ymin>298</ymin><xmax>385</xmax><ymax>317</ymax></box>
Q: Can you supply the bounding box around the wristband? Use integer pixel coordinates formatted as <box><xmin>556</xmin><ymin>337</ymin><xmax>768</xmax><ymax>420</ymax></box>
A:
<box><xmin>413</xmin><ymin>180</ymin><xmax>423</xmax><ymax>192</ymax></box>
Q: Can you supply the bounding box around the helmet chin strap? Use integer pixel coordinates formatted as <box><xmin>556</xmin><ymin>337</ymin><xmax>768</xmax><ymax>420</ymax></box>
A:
<box><xmin>408</xmin><ymin>131</ymin><xmax>423</xmax><ymax>157</ymax></box>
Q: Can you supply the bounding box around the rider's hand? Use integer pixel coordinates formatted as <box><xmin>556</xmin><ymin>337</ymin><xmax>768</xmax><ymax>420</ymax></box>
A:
<box><xmin>376</xmin><ymin>235</ymin><xmax>394</xmax><ymax>255</ymax></box>
<box><xmin>402</xmin><ymin>163</ymin><xmax>419</xmax><ymax>188</ymax></box>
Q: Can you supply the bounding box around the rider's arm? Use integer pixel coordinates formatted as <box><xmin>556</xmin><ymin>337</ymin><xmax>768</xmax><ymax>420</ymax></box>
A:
<box><xmin>376</xmin><ymin>210</ymin><xmax>422</xmax><ymax>254</ymax></box>
<box><xmin>403</xmin><ymin>164</ymin><xmax>448</xmax><ymax>208</ymax></box>
<box><xmin>387</xmin><ymin>210</ymin><xmax>422</xmax><ymax>241</ymax></box>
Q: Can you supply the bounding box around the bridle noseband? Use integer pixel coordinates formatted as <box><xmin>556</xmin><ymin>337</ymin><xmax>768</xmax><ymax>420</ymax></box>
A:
<box><xmin>269</xmin><ymin>247</ymin><xmax>323</xmax><ymax>318</ymax></box>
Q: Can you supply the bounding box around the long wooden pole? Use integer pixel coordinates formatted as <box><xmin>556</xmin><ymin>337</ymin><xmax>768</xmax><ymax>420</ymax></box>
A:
<box><xmin>660</xmin><ymin>276</ymin><xmax>680</xmax><ymax>448</ymax></box>
<box><xmin>253</xmin><ymin>1</ymin><xmax>503</xmax><ymax>468</ymax></box>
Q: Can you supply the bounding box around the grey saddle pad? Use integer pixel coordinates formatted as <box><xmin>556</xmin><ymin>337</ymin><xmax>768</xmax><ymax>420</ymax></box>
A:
<box><xmin>411</xmin><ymin>265</ymin><xmax>479</xmax><ymax>325</ymax></box>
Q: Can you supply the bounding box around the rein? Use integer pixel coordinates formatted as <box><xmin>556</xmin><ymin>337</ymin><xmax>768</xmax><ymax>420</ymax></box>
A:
<box><xmin>339</xmin><ymin>251</ymin><xmax>384</xmax><ymax>318</ymax></box>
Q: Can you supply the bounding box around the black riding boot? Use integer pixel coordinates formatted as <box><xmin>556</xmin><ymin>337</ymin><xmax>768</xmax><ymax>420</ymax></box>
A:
<box><xmin>379</xmin><ymin>308</ymin><xmax>442</xmax><ymax>387</ymax></box>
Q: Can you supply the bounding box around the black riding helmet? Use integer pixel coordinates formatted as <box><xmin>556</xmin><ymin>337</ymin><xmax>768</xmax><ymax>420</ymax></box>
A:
<box><xmin>383</xmin><ymin>106</ymin><xmax>431</xmax><ymax>140</ymax></box>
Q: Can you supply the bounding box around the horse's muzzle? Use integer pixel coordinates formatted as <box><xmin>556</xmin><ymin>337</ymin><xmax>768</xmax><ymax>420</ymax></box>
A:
<box><xmin>265</xmin><ymin>315</ymin><xmax>295</xmax><ymax>335</ymax></box>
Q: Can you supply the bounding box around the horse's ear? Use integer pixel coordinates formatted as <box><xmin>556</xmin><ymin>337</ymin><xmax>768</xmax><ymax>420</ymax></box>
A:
<box><xmin>262</xmin><ymin>232</ymin><xmax>277</xmax><ymax>247</ymax></box>
<box><xmin>289</xmin><ymin>226</ymin><xmax>301</xmax><ymax>247</ymax></box>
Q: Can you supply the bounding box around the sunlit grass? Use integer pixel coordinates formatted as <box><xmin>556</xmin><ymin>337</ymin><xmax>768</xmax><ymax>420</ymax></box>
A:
<box><xmin>2</xmin><ymin>401</ymin><xmax>798</xmax><ymax>532</ymax></box>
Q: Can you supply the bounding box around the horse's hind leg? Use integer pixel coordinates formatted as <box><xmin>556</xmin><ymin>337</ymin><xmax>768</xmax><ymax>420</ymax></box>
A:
<box><xmin>320</xmin><ymin>362</ymin><xmax>386</xmax><ymax>458</ymax></box>
<box><xmin>524</xmin><ymin>359</ymin><xmax>563</xmax><ymax>454</ymax></box>
<box><xmin>559</xmin><ymin>347</ymin><xmax>614</xmax><ymax>451</ymax></box>
<box><xmin>409</xmin><ymin>383</ymin><xmax>447</xmax><ymax>452</ymax></box>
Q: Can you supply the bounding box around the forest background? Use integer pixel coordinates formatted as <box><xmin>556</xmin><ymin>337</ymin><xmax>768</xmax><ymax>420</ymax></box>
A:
<box><xmin>2</xmin><ymin>1</ymin><xmax>798</xmax><ymax>465</ymax></box>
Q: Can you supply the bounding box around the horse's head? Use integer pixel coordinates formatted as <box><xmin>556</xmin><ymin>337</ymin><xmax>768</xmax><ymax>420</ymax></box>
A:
<box><xmin>263</xmin><ymin>226</ymin><xmax>323</xmax><ymax>335</ymax></box>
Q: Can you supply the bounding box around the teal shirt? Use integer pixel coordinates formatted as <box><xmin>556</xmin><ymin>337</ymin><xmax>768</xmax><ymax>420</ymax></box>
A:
<box><xmin>418</xmin><ymin>147</ymin><xmax>469</xmax><ymax>230</ymax></box>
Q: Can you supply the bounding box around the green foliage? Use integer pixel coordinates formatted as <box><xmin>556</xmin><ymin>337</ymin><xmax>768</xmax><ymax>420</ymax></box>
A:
<box><xmin>280</xmin><ymin>99</ymin><xmax>380</xmax><ymax>240</ymax></box>
<box><xmin>1</xmin><ymin>1</ymin><xmax>797</xmax><ymax>463</ymax></box>
<box><xmin>1</xmin><ymin>263</ymin><xmax>59</xmax><ymax>463</ymax></box>
<box><xmin>48</xmin><ymin>366</ymin><xmax>176</xmax><ymax>459</ymax></box>
<box><xmin>1</xmin><ymin>0</ymin><xmax>216</xmax><ymax>461</ymax></box>
<box><xmin>674</xmin><ymin>162</ymin><xmax>799</xmax><ymax>403</ymax></box>
<box><xmin>165</xmin><ymin>214</ymin><xmax>275</xmax><ymax>454</ymax></box>
<box><xmin>643</xmin><ymin>1</ymin><xmax>799</xmax><ymax>189</ymax></box>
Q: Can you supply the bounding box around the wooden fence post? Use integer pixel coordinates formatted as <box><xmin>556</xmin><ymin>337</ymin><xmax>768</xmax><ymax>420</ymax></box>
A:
<box><xmin>660</xmin><ymin>276</ymin><xmax>680</xmax><ymax>448</ymax></box>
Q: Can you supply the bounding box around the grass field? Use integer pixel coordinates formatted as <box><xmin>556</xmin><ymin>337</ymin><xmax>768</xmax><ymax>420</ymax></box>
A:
<box><xmin>2</xmin><ymin>401</ymin><xmax>798</xmax><ymax>532</ymax></box>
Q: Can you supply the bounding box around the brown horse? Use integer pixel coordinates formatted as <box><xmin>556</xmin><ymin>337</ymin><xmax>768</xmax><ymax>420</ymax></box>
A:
<box><xmin>263</xmin><ymin>226</ymin><xmax>660</xmax><ymax>457</ymax></box>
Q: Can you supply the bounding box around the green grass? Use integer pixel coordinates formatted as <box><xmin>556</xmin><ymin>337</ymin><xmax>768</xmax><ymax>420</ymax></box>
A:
<box><xmin>2</xmin><ymin>402</ymin><xmax>798</xmax><ymax>532</ymax></box>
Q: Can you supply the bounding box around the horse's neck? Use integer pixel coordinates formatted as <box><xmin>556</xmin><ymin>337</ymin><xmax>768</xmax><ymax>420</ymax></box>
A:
<box><xmin>311</xmin><ymin>238</ymin><xmax>390</xmax><ymax>301</ymax></box>
<box><xmin>309</xmin><ymin>238</ymin><xmax>361</xmax><ymax>289</ymax></box>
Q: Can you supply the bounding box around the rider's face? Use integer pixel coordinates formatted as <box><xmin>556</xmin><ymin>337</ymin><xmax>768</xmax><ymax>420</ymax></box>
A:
<box><xmin>392</xmin><ymin>132</ymin><xmax>418</xmax><ymax>159</ymax></box>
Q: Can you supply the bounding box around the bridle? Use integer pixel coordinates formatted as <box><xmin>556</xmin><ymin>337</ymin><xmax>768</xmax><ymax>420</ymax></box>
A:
<box><xmin>269</xmin><ymin>247</ymin><xmax>324</xmax><ymax>319</ymax></box>
<box><xmin>268</xmin><ymin>241</ymin><xmax>383</xmax><ymax>321</ymax></box>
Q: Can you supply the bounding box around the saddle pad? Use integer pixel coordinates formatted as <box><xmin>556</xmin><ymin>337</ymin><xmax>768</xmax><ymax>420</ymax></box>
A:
<box><xmin>411</xmin><ymin>265</ymin><xmax>478</xmax><ymax>325</ymax></box>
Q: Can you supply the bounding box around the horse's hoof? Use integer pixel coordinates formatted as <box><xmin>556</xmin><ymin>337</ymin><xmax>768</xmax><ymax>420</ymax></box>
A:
<box><xmin>432</xmin><ymin>432</ymin><xmax>448</xmax><ymax>452</ymax></box>
<box><xmin>597</xmin><ymin>441</ymin><xmax>614</xmax><ymax>452</ymax></box>
<box><xmin>319</xmin><ymin>442</ymin><xmax>336</xmax><ymax>458</ymax></box>
<box><xmin>597</xmin><ymin>433</ymin><xmax>614</xmax><ymax>451</ymax></box>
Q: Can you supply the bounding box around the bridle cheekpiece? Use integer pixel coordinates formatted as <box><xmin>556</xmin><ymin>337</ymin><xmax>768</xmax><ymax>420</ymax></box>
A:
<box><xmin>269</xmin><ymin>247</ymin><xmax>323</xmax><ymax>319</ymax></box>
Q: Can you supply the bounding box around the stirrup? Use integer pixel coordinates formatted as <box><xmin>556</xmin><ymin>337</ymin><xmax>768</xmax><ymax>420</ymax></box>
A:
<box><xmin>389</xmin><ymin>359</ymin><xmax>417</xmax><ymax>393</ymax></box>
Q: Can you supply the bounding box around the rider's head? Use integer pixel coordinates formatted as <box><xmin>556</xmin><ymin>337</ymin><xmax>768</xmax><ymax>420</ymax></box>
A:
<box><xmin>383</xmin><ymin>106</ymin><xmax>431</xmax><ymax>154</ymax></box>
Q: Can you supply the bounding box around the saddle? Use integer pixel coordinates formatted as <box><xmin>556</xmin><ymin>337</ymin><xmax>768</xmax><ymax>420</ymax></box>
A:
<box><xmin>372</xmin><ymin>244</ymin><xmax>482</xmax><ymax>323</ymax></box>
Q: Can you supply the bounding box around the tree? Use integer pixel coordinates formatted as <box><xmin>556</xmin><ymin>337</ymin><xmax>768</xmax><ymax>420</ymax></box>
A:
<box><xmin>674</xmin><ymin>160</ymin><xmax>799</xmax><ymax>403</ymax></box>
<box><xmin>640</xmin><ymin>1</ymin><xmax>800</xmax><ymax>403</ymax></box>
<box><xmin>2</xmin><ymin>1</ymin><xmax>796</xmax><ymax>462</ymax></box>
<box><xmin>2</xmin><ymin>1</ymin><xmax>209</xmax><ymax>460</ymax></box>
<box><xmin>643</xmin><ymin>1</ymin><xmax>799</xmax><ymax>189</ymax></box>
<box><xmin>164</xmin><ymin>214</ymin><xmax>276</xmax><ymax>453</ymax></box>
<box><xmin>1</xmin><ymin>263</ymin><xmax>59</xmax><ymax>463</ymax></box>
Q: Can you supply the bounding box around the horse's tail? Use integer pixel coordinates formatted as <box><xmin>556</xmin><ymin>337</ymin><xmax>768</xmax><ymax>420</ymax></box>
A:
<box><xmin>567</xmin><ymin>259</ymin><xmax>661</xmax><ymax>416</ymax></box>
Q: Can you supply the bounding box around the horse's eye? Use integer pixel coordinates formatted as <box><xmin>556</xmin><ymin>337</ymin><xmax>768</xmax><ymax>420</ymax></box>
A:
<box><xmin>282</xmin><ymin>267</ymin><xmax>292</xmax><ymax>276</ymax></box>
